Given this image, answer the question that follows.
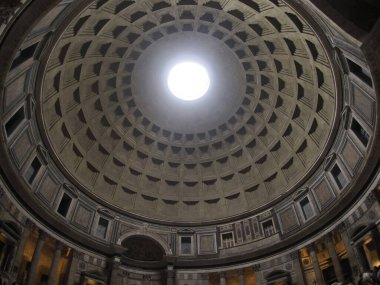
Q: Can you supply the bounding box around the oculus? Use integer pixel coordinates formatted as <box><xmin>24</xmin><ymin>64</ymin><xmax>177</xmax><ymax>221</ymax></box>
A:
<box><xmin>167</xmin><ymin>62</ymin><xmax>210</xmax><ymax>101</ymax></box>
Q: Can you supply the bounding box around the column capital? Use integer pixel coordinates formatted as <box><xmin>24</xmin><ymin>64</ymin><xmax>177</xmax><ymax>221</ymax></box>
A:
<box><xmin>111</xmin><ymin>254</ymin><xmax>122</xmax><ymax>264</ymax></box>
<box><xmin>37</xmin><ymin>230</ymin><xmax>48</xmax><ymax>241</ymax></box>
<box><xmin>143</xmin><ymin>274</ymin><xmax>151</xmax><ymax>281</ymax></box>
<box><xmin>306</xmin><ymin>243</ymin><xmax>316</xmax><ymax>253</ymax></box>
<box><xmin>252</xmin><ymin>264</ymin><xmax>261</xmax><ymax>272</ymax></box>
<box><xmin>323</xmin><ymin>232</ymin><xmax>334</xmax><ymax>243</ymax></box>
<box><xmin>167</xmin><ymin>264</ymin><xmax>174</xmax><ymax>271</ymax></box>
<box><xmin>337</xmin><ymin>221</ymin><xmax>350</xmax><ymax>232</ymax></box>
<box><xmin>290</xmin><ymin>250</ymin><xmax>300</xmax><ymax>260</ymax></box>
<box><xmin>24</xmin><ymin>219</ymin><xmax>37</xmax><ymax>232</ymax></box>
<box><xmin>56</xmin><ymin>241</ymin><xmax>66</xmax><ymax>251</ymax></box>
<box><xmin>19</xmin><ymin>225</ymin><xmax>31</xmax><ymax>242</ymax></box>
<box><xmin>72</xmin><ymin>249</ymin><xmax>80</xmax><ymax>258</ymax></box>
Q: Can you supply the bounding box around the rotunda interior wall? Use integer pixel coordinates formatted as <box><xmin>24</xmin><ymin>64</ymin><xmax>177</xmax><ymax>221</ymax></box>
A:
<box><xmin>0</xmin><ymin>0</ymin><xmax>379</xmax><ymax>273</ymax></box>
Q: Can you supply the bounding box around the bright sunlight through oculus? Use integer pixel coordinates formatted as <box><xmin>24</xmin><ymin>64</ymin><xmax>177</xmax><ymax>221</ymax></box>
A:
<box><xmin>168</xmin><ymin>62</ymin><xmax>210</xmax><ymax>101</ymax></box>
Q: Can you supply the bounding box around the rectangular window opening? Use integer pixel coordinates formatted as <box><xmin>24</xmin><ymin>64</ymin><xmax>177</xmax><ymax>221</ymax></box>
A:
<box><xmin>351</xmin><ymin>117</ymin><xmax>369</xmax><ymax>147</ymax></box>
<box><xmin>262</xmin><ymin>220</ymin><xmax>275</xmax><ymax>237</ymax></box>
<box><xmin>95</xmin><ymin>217</ymin><xmax>109</xmax><ymax>239</ymax></box>
<box><xmin>10</xmin><ymin>42</ymin><xmax>39</xmax><ymax>70</ymax></box>
<box><xmin>180</xmin><ymin>236</ymin><xmax>192</xmax><ymax>255</ymax></box>
<box><xmin>347</xmin><ymin>58</ymin><xmax>373</xmax><ymax>87</ymax></box>
<box><xmin>300</xmin><ymin>197</ymin><xmax>314</xmax><ymax>221</ymax></box>
<box><xmin>25</xmin><ymin>157</ymin><xmax>41</xmax><ymax>184</ymax></box>
<box><xmin>5</xmin><ymin>106</ymin><xmax>25</xmax><ymax>137</ymax></box>
<box><xmin>57</xmin><ymin>193</ymin><xmax>72</xmax><ymax>217</ymax></box>
<box><xmin>331</xmin><ymin>164</ymin><xmax>347</xmax><ymax>189</ymax></box>
<box><xmin>221</xmin><ymin>232</ymin><xmax>234</xmax><ymax>248</ymax></box>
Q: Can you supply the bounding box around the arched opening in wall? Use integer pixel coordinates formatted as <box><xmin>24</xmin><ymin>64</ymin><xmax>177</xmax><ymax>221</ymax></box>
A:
<box><xmin>351</xmin><ymin>224</ymin><xmax>380</xmax><ymax>270</ymax></box>
<box><xmin>265</xmin><ymin>270</ymin><xmax>291</xmax><ymax>285</ymax></box>
<box><xmin>0</xmin><ymin>220</ymin><xmax>21</xmax><ymax>282</ymax></box>
<box><xmin>121</xmin><ymin>235</ymin><xmax>166</xmax><ymax>262</ymax></box>
<box><xmin>1</xmin><ymin>221</ymin><xmax>21</xmax><ymax>239</ymax></box>
<box><xmin>351</xmin><ymin>225</ymin><xmax>368</xmax><ymax>240</ymax></box>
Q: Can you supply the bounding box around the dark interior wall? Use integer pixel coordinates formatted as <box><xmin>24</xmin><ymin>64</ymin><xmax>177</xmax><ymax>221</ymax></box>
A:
<box><xmin>326</xmin><ymin>0</ymin><xmax>380</xmax><ymax>31</ymax></box>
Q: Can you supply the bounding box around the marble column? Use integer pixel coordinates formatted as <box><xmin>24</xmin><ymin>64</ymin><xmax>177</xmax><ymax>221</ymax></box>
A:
<box><xmin>325</xmin><ymin>233</ymin><xmax>344</xmax><ymax>282</ymax></box>
<box><xmin>12</xmin><ymin>226</ymin><xmax>30</xmax><ymax>278</ymax></box>
<box><xmin>122</xmin><ymin>272</ymin><xmax>130</xmax><ymax>285</ymax></box>
<box><xmin>340</xmin><ymin>226</ymin><xmax>362</xmax><ymax>275</ymax></box>
<box><xmin>291</xmin><ymin>251</ymin><xmax>306</xmax><ymax>285</ymax></box>
<box><xmin>109</xmin><ymin>256</ymin><xmax>122</xmax><ymax>285</ymax></box>
<box><xmin>220</xmin><ymin>272</ymin><xmax>226</xmax><ymax>285</ymax></box>
<box><xmin>167</xmin><ymin>265</ymin><xmax>175</xmax><ymax>285</ymax></box>
<box><xmin>238</xmin><ymin>269</ymin><xmax>245</xmax><ymax>285</ymax></box>
<box><xmin>252</xmin><ymin>264</ymin><xmax>264</xmax><ymax>285</ymax></box>
<box><xmin>340</xmin><ymin>224</ymin><xmax>364</xmax><ymax>278</ymax></box>
<box><xmin>142</xmin><ymin>274</ymin><xmax>151</xmax><ymax>285</ymax></box>
<box><xmin>65</xmin><ymin>250</ymin><xmax>79</xmax><ymax>285</ymax></box>
<box><xmin>354</xmin><ymin>242</ymin><xmax>370</xmax><ymax>272</ymax></box>
<box><xmin>47</xmin><ymin>241</ymin><xmax>64</xmax><ymax>285</ymax></box>
<box><xmin>26</xmin><ymin>230</ymin><xmax>46</xmax><ymax>285</ymax></box>
<box><xmin>308</xmin><ymin>244</ymin><xmax>325</xmax><ymax>285</ymax></box>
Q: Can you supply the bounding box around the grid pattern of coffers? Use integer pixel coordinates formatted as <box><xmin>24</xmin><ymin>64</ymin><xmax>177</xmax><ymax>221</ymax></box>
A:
<box><xmin>41</xmin><ymin>0</ymin><xmax>337</xmax><ymax>221</ymax></box>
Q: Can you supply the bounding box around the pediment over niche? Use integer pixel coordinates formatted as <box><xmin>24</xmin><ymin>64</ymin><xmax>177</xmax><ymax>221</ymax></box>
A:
<box><xmin>177</xmin><ymin>228</ymin><xmax>195</xmax><ymax>234</ymax></box>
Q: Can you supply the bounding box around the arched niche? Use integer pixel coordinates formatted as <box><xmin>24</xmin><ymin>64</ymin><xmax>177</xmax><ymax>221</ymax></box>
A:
<box><xmin>120</xmin><ymin>235</ymin><xmax>166</xmax><ymax>262</ymax></box>
<box><xmin>0</xmin><ymin>220</ymin><xmax>21</xmax><ymax>241</ymax></box>
<box><xmin>351</xmin><ymin>224</ymin><xmax>372</xmax><ymax>242</ymax></box>
<box><xmin>117</xmin><ymin>230</ymin><xmax>172</xmax><ymax>256</ymax></box>
<box><xmin>265</xmin><ymin>270</ymin><xmax>291</xmax><ymax>285</ymax></box>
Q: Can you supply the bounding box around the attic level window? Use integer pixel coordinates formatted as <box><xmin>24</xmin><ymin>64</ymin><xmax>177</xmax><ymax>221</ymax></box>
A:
<box><xmin>300</xmin><ymin>197</ymin><xmax>314</xmax><ymax>221</ymax></box>
<box><xmin>180</xmin><ymin>236</ymin><xmax>192</xmax><ymax>255</ymax></box>
<box><xmin>95</xmin><ymin>217</ymin><xmax>109</xmax><ymax>239</ymax></box>
<box><xmin>331</xmin><ymin>164</ymin><xmax>347</xmax><ymax>189</ymax></box>
<box><xmin>346</xmin><ymin>58</ymin><xmax>373</xmax><ymax>87</ymax></box>
<box><xmin>262</xmin><ymin>220</ymin><xmax>275</xmax><ymax>237</ymax></box>
<box><xmin>221</xmin><ymin>232</ymin><xmax>234</xmax><ymax>248</ymax></box>
<box><xmin>11</xmin><ymin>42</ymin><xmax>39</xmax><ymax>70</ymax></box>
<box><xmin>57</xmin><ymin>193</ymin><xmax>72</xmax><ymax>217</ymax></box>
<box><xmin>351</xmin><ymin>118</ymin><xmax>369</xmax><ymax>147</ymax></box>
<box><xmin>25</xmin><ymin>157</ymin><xmax>41</xmax><ymax>184</ymax></box>
<box><xmin>5</xmin><ymin>106</ymin><xmax>25</xmax><ymax>137</ymax></box>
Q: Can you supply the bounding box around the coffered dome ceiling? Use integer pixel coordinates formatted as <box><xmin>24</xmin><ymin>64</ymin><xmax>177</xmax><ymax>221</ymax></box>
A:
<box><xmin>39</xmin><ymin>0</ymin><xmax>338</xmax><ymax>222</ymax></box>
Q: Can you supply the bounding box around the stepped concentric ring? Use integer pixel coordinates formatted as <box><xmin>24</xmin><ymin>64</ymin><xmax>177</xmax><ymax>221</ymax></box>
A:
<box><xmin>40</xmin><ymin>0</ymin><xmax>338</xmax><ymax>222</ymax></box>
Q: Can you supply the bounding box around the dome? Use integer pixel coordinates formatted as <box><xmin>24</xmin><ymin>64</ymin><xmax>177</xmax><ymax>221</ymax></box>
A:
<box><xmin>40</xmin><ymin>0</ymin><xmax>338</xmax><ymax>222</ymax></box>
<box><xmin>0</xmin><ymin>0</ymin><xmax>379</xmax><ymax>284</ymax></box>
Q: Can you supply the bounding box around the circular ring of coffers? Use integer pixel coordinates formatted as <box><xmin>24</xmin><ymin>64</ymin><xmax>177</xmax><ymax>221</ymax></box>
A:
<box><xmin>37</xmin><ymin>0</ymin><xmax>339</xmax><ymax>222</ymax></box>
